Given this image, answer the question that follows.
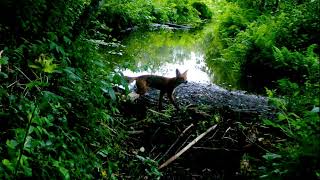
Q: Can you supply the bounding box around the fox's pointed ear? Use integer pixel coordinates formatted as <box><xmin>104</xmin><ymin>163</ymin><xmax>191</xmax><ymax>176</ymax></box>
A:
<box><xmin>183</xmin><ymin>70</ymin><xmax>188</xmax><ymax>75</ymax></box>
<box><xmin>176</xmin><ymin>69</ymin><xmax>181</xmax><ymax>76</ymax></box>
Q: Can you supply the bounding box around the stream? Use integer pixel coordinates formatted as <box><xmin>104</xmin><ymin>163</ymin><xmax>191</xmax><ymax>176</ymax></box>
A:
<box><xmin>119</xmin><ymin>28</ymin><xmax>216</xmax><ymax>85</ymax></box>
<box><xmin>113</xmin><ymin>25</ymin><xmax>248</xmax><ymax>92</ymax></box>
<box><xmin>109</xmin><ymin>27</ymin><xmax>274</xmax><ymax>118</ymax></box>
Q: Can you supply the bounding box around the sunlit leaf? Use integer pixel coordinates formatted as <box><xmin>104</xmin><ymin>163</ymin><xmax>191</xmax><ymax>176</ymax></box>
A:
<box><xmin>262</xmin><ymin>153</ymin><xmax>282</xmax><ymax>161</ymax></box>
<box><xmin>2</xmin><ymin>159</ymin><xmax>14</xmax><ymax>172</ymax></box>
<box><xmin>6</xmin><ymin>139</ymin><xmax>18</xmax><ymax>149</ymax></box>
<box><xmin>29</xmin><ymin>64</ymin><xmax>41</xmax><ymax>69</ymax></box>
<box><xmin>97</xmin><ymin>149</ymin><xmax>109</xmax><ymax>157</ymax></box>
<box><xmin>277</xmin><ymin>113</ymin><xmax>287</xmax><ymax>121</ymax></box>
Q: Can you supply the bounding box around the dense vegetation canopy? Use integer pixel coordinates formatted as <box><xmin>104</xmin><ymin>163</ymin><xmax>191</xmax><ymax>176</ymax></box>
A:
<box><xmin>0</xmin><ymin>0</ymin><xmax>319</xmax><ymax>179</ymax></box>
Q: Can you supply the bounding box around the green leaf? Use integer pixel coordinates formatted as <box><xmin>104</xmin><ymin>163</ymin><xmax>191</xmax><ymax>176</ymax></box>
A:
<box><xmin>34</xmin><ymin>54</ymin><xmax>58</xmax><ymax>73</ymax></box>
<box><xmin>43</xmin><ymin>62</ymin><xmax>57</xmax><ymax>73</ymax></box>
<box><xmin>24</xmin><ymin>136</ymin><xmax>33</xmax><ymax>149</ymax></box>
<box><xmin>28</xmin><ymin>126</ymin><xmax>34</xmax><ymax>134</ymax></box>
<box><xmin>262</xmin><ymin>153</ymin><xmax>282</xmax><ymax>161</ymax></box>
<box><xmin>26</xmin><ymin>81</ymin><xmax>49</xmax><ymax>89</ymax></box>
<box><xmin>97</xmin><ymin>149</ymin><xmax>109</xmax><ymax>157</ymax></box>
<box><xmin>2</xmin><ymin>159</ymin><xmax>14</xmax><ymax>172</ymax></box>
<box><xmin>101</xmin><ymin>87</ymin><xmax>116</xmax><ymax>101</ymax></box>
<box><xmin>59</xmin><ymin>166</ymin><xmax>70</xmax><ymax>179</ymax></box>
<box><xmin>22</xmin><ymin>166</ymin><xmax>33</xmax><ymax>176</ymax></box>
<box><xmin>0</xmin><ymin>72</ymin><xmax>8</xmax><ymax>79</ymax></box>
<box><xmin>63</xmin><ymin>67</ymin><xmax>82</xmax><ymax>81</ymax></box>
<box><xmin>28</xmin><ymin>64</ymin><xmax>41</xmax><ymax>69</ymax></box>
<box><xmin>46</xmin><ymin>140</ymin><xmax>53</xmax><ymax>146</ymax></box>
<box><xmin>277</xmin><ymin>113</ymin><xmax>287</xmax><ymax>121</ymax></box>
<box><xmin>311</xmin><ymin>106</ymin><xmax>319</xmax><ymax>113</ymax></box>
<box><xmin>6</xmin><ymin>139</ymin><xmax>18</xmax><ymax>149</ymax></box>
<box><xmin>0</xmin><ymin>56</ymin><xmax>8</xmax><ymax>65</ymax></box>
<box><xmin>15</xmin><ymin>128</ymin><xmax>26</xmax><ymax>142</ymax></box>
<box><xmin>53</xmin><ymin>161</ymin><xmax>70</xmax><ymax>179</ymax></box>
<box><xmin>63</xmin><ymin>36</ymin><xmax>72</xmax><ymax>45</ymax></box>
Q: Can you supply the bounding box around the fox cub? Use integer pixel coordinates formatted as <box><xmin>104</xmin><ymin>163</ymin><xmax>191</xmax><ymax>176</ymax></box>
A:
<box><xmin>125</xmin><ymin>69</ymin><xmax>188</xmax><ymax>110</ymax></box>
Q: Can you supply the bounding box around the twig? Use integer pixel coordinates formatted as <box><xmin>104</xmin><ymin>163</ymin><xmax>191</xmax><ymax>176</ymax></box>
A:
<box><xmin>147</xmin><ymin>109</ymin><xmax>171</xmax><ymax>118</ymax></box>
<box><xmin>159</xmin><ymin>123</ymin><xmax>194</xmax><ymax>161</ymax></box>
<box><xmin>222</xmin><ymin>127</ymin><xmax>232</xmax><ymax>138</ymax></box>
<box><xmin>127</xmin><ymin>130</ymin><xmax>144</xmax><ymax>134</ymax></box>
<box><xmin>158</xmin><ymin>124</ymin><xmax>218</xmax><ymax>170</ymax></box>
<box><xmin>14</xmin><ymin>66</ymin><xmax>33</xmax><ymax>82</ymax></box>
<box><xmin>192</xmin><ymin>146</ymin><xmax>241</xmax><ymax>152</ymax></box>
<box><xmin>149</xmin><ymin>146</ymin><xmax>157</xmax><ymax>155</ymax></box>
<box><xmin>222</xmin><ymin>136</ymin><xmax>238</xmax><ymax>143</ymax></box>
<box><xmin>175</xmin><ymin>134</ymin><xmax>192</xmax><ymax>153</ymax></box>
<box><xmin>204</xmin><ymin>125</ymin><xmax>220</xmax><ymax>142</ymax></box>
<box><xmin>100</xmin><ymin>122</ymin><xmax>117</xmax><ymax>135</ymax></box>
<box><xmin>0</xmin><ymin>50</ymin><xmax>3</xmax><ymax>72</ymax></box>
<box><xmin>241</xmin><ymin>129</ymin><xmax>270</xmax><ymax>153</ymax></box>
<box><xmin>154</xmin><ymin>152</ymin><xmax>162</xmax><ymax>160</ymax></box>
<box><xmin>15</xmin><ymin>105</ymin><xmax>37</xmax><ymax>177</ymax></box>
<box><xmin>14</xmin><ymin>66</ymin><xmax>41</xmax><ymax>92</ymax></box>
<box><xmin>7</xmin><ymin>80</ymin><xmax>18</xmax><ymax>88</ymax></box>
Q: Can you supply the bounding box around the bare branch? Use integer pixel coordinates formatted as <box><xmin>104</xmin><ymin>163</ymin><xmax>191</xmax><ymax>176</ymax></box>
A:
<box><xmin>159</xmin><ymin>123</ymin><xmax>194</xmax><ymax>161</ymax></box>
<box><xmin>158</xmin><ymin>124</ymin><xmax>218</xmax><ymax>170</ymax></box>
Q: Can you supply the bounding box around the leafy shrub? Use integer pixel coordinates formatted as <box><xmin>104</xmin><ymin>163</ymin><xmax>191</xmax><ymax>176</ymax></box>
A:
<box><xmin>192</xmin><ymin>2</ymin><xmax>212</xmax><ymax>20</ymax></box>
<box><xmin>96</xmin><ymin>0</ymin><xmax>204</xmax><ymax>34</ymax></box>
<box><xmin>205</xmin><ymin>1</ymin><xmax>319</xmax><ymax>178</ymax></box>
<box><xmin>261</xmin><ymin>78</ymin><xmax>320</xmax><ymax>179</ymax></box>
<box><xmin>206</xmin><ymin>0</ymin><xmax>319</xmax><ymax>91</ymax></box>
<box><xmin>97</xmin><ymin>0</ymin><xmax>155</xmax><ymax>32</ymax></box>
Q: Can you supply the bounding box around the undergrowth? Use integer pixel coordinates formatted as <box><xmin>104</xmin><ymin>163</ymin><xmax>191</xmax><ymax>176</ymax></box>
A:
<box><xmin>205</xmin><ymin>0</ymin><xmax>320</xmax><ymax>178</ymax></box>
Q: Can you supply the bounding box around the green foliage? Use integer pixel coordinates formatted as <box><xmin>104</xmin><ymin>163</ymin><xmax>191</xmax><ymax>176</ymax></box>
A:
<box><xmin>0</xmin><ymin>0</ymin><xmax>85</xmax><ymax>44</ymax></box>
<box><xmin>205</xmin><ymin>0</ymin><xmax>320</xmax><ymax>178</ymax></box>
<box><xmin>95</xmin><ymin>0</ymin><xmax>206</xmax><ymax>35</ymax></box>
<box><xmin>1</xmin><ymin>0</ymin><xmax>317</xmax><ymax>178</ymax></box>
<box><xmin>205</xmin><ymin>0</ymin><xmax>319</xmax><ymax>91</ymax></box>
<box><xmin>0</xmin><ymin>0</ymin><xmax>130</xmax><ymax>178</ymax></box>
<box><xmin>97</xmin><ymin>0</ymin><xmax>155</xmax><ymax>31</ymax></box>
<box><xmin>135</xmin><ymin>155</ymin><xmax>162</xmax><ymax>179</ymax></box>
<box><xmin>192</xmin><ymin>2</ymin><xmax>212</xmax><ymax>20</ymax></box>
<box><xmin>1</xmin><ymin>0</ymin><xmax>213</xmax><ymax>178</ymax></box>
<box><xmin>261</xmin><ymin>80</ymin><xmax>320</xmax><ymax>178</ymax></box>
<box><xmin>0</xmin><ymin>101</ymin><xmax>103</xmax><ymax>179</ymax></box>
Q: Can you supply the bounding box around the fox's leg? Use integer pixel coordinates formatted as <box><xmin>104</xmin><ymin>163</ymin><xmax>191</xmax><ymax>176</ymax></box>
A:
<box><xmin>158</xmin><ymin>91</ymin><xmax>165</xmax><ymax>110</ymax></box>
<box><xmin>135</xmin><ymin>80</ymin><xmax>148</xmax><ymax>95</ymax></box>
<box><xmin>167</xmin><ymin>91</ymin><xmax>180</xmax><ymax>110</ymax></box>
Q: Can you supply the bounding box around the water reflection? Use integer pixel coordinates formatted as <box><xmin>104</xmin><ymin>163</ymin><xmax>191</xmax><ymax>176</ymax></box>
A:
<box><xmin>121</xmin><ymin>30</ymin><xmax>213</xmax><ymax>83</ymax></box>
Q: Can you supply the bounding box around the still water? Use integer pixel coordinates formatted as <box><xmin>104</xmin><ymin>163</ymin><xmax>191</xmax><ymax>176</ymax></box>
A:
<box><xmin>119</xmin><ymin>29</ymin><xmax>214</xmax><ymax>84</ymax></box>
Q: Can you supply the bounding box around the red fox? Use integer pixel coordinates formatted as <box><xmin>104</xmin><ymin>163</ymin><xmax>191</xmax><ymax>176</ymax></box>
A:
<box><xmin>125</xmin><ymin>69</ymin><xmax>188</xmax><ymax>110</ymax></box>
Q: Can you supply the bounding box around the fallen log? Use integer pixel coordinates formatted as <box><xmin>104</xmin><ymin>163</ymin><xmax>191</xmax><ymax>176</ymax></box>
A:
<box><xmin>131</xmin><ymin>82</ymin><xmax>275</xmax><ymax>119</ymax></box>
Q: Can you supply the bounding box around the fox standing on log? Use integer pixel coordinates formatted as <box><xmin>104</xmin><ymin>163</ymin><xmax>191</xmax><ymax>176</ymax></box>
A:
<box><xmin>125</xmin><ymin>69</ymin><xmax>188</xmax><ymax>110</ymax></box>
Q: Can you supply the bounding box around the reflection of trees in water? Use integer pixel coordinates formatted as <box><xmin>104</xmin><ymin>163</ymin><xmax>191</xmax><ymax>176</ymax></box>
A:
<box><xmin>205</xmin><ymin>58</ymin><xmax>241</xmax><ymax>90</ymax></box>
<box><xmin>119</xmin><ymin>29</ymin><xmax>214</xmax><ymax>83</ymax></box>
<box><xmin>122</xmin><ymin>30</ymin><xmax>201</xmax><ymax>71</ymax></box>
<box><xmin>172</xmin><ymin>47</ymin><xmax>191</xmax><ymax>64</ymax></box>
